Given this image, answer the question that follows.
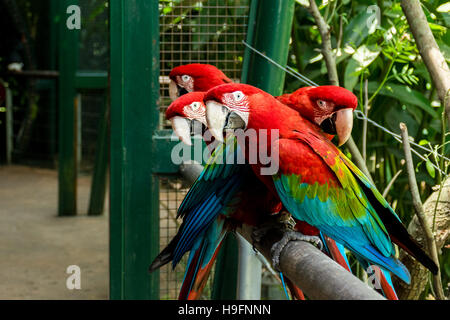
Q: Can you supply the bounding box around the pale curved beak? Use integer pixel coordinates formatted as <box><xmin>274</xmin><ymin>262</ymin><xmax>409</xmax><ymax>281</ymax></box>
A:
<box><xmin>335</xmin><ymin>108</ymin><xmax>353</xmax><ymax>146</ymax></box>
<box><xmin>169</xmin><ymin>80</ymin><xmax>179</xmax><ymax>101</ymax></box>
<box><xmin>171</xmin><ymin>116</ymin><xmax>192</xmax><ymax>146</ymax></box>
<box><xmin>205</xmin><ymin>100</ymin><xmax>228</xmax><ymax>143</ymax></box>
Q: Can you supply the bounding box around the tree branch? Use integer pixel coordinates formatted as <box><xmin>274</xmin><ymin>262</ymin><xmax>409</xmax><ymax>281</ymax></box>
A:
<box><xmin>237</xmin><ymin>222</ymin><xmax>385</xmax><ymax>300</ymax></box>
<box><xmin>401</xmin><ymin>0</ymin><xmax>450</xmax><ymax>124</ymax></box>
<box><xmin>382</xmin><ymin>169</ymin><xmax>403</xmax><ymax>198</ymax></box>
<box><xmin>399</xmin><ymin>122</ymin><xmax>445</xmax><ymax>300</ymax></box>
<box><xmin>395</xmin><ymin>176</ymin><xmax>450</xmax><ymax>299</ymax></box>
<box><xmin>306</xmin><ymin>0</ymin><xmax>374</xmax><ymax>184</ymax></box>
<box><xmin>307</xmin><ymin>0</ymin><xmax>339</xmax><ymax>86</ymax></box>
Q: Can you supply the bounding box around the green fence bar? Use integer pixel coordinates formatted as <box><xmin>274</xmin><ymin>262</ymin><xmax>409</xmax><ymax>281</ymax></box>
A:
<box><xmin>109</xmin><ymin>0</ymin><xmax>160</xmax><ymax>300</ymax></box>
<box><xmin>88</xmin><ymin>94</ymin><xmax>109</xmax><ymax>216</ymax></box>
<box><xmin>57</xmin><ymin>0</ymin><xmax>79</xmax><ymax>216</ymax></box>
<box><xmin>242</xmin><ymin>0</ymin><xmax>295</xmax><ymax>94</ymax></box>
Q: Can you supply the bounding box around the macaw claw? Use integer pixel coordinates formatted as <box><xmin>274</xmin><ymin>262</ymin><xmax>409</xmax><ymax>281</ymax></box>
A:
<box><xmin>270</xmin><ymin>231</ymin><xmax>323</xmax><ymax>272</ymax></box>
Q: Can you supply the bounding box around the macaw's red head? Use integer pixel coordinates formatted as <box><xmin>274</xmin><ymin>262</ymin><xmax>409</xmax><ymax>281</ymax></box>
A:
<box><xmin>168</xmin><ymin>64</ymin><xmax>232</xmax><ymax>101</ymax></box>
<box><xmin>166</xmin><ymin>91</ymin><xmax>207</xmax><ymax>146</ymax></box>
<box><xmin>204</xmin><ymin>83</ymin><xmax>270</xmax><ymax>141</ymax></box>
<box><xmin>278</xmin><ymin>85</ymin><xmax>357</xmax><ymax>146</ymax></box>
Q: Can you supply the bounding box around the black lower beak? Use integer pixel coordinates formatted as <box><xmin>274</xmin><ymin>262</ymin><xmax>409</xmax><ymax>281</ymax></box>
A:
<box><xmin>177</xmin><ymin>85</ymin><xmax>189</xmax><ymax>97</ymax></box>
<box><xmin>320</xmin><ymin>113</ymin><xmax>337</xmax><ymax>135</ymax></box>
<box><xmin>224</xmin><ymin>111</ymin><xmax>246</xmax><ymax>130</ymax></box>
<box><xmin>190</xmin><ymin>119</ymin><xmax>205</xmax><ymax>136</ymax></box>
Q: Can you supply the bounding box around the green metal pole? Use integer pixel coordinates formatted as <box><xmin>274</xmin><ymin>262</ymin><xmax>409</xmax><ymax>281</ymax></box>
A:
<box><xmin>212</xmin><ymin>0</ymin><xmax>295</xmax><ymax>299</ymax></box>
<box><xmin>49</xmin><ymin>0</ymin><xmax>57</xmax><ymax>164</ymax></box>
<box><xmin>88</xmin><ymin>94</ymin><xmax>109</xmax><ymax>216</ymax></box>
<box><xmin>57</xmin><ymin>0</ymin><xmax>79</xmax><ymax>216</ymax></box>
<box><xmin>109</xmin><ymin>0</ymin><xmax>160</xmax><ymax>300</ymax></box>
<box><xmin>242</xmin><ymin>0</ymin><xmax>295</xmax><ymax>95</ymax></box>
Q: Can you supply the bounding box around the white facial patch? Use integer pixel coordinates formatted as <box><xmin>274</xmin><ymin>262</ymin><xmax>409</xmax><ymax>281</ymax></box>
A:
<box><xmin>183</xmin><ymin>102</ymin><xmax>207</xmax><ymax>125</ymax></box>
<box><xmin>177</xmin><ymin>75</ymin><xmax>194</xmax><ymax>92</ymax></box>
<box><xmin>205</xmin><ymin>100</ymin><xmax>228</xmax><ymax>142</ymax></box>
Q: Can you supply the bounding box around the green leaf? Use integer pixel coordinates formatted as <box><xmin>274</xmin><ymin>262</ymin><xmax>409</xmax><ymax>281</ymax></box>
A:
<box><xmin>366</xmin><ymin>82</ymin><xmax>439</xmax><ymax>118</ymax></box>
<box><xmin>295</xmin><ymin>0</ymin><xmax>309</xmax><ymax>6</ymax></box>
<box><xmin>426</xmin><ymin>159</ymin><xmax>436</xmax><ymax>178</ymax></box>
<box><xmin>352</xmin><ymin>45</ymin><xmax>381</xmax><ymax>71</ymax></box>
<box><xmin>344</xmin><ymin>58</ymin><xmax>360</xmax><ymax>91</ymax></box>
<box><xmin>344</xmin><ymin>45</ymin><xmax>380</xmax><ymax>91</ymax></box>
<box><xmin>436</xmin><ymin>2</ymin><xmax>450</xmax><ymax>13</ymax></box>
<box><xmin>385</xmin><ymin>107</ymin><xmax>419</xmax><ymax>138</ymax></box>
<box><xmin>343</xmin><ymin>10</ymin><xmax>376</xmax><ymax>48</ymax></box>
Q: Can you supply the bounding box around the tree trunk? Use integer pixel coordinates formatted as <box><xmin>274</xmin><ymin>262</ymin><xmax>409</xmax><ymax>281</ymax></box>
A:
<box><xmin>395</xmin><ymin>177</ymin><xmax>450</xmax><ymax>299</ymax></box>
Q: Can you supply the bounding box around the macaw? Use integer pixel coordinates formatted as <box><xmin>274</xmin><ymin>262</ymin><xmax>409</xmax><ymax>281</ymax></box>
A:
<box><xmin>170</xmin><ymin>64</ymin><xmax>405</xmax><ymax>299</ymax></box>
<box><xmin>151</xmin><ymin>91</ymin><xmax>292</xmax><ymax>300</ymax></box>
<box><xmin>153</xmin><ymin>90</ymin><xmax>357</xmax><ymax>300</ymax></box>
<box><xmin>161</xmin><ymin>64</ymin><xmax>397</xmax><ymax>299</ymax></box>
<box><xmin>170</xmin><ymin>64</ymin><xmax>357</xmax><ymax>272</ymax></box>
<box><xmin>204</xmin><ymin>83</ymin><xmax>438</xmax><ymax>289</ymax></box>
<box><xmin>168</xmin><ymin>63</ymin><xmax>232</xmax><ymax>101</ymax></box>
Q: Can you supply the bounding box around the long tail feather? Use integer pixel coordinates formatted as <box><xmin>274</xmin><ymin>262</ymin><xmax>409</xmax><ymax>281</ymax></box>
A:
<box><xmin>179</xmin><ymin>238</ymin><xmax>224</xmax><ymax>300</ymax></box>
<box><xmin>321</xmin><ymin>234</ymin><xmax>352</xmax><ymax>272</ymax></box>
<box><xmin>374</xmin><ymin>265</ymin><xmax>399</xmax><ymax>300</ymax></box>
<box><xmin>284</xmin><ymin>277</ymin><xmax>305</xmax><ymax>300</ymax></box>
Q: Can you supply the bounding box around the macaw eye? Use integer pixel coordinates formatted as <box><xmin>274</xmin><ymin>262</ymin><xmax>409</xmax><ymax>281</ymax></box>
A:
<box><xmin>232</xmin><ymin>91</ymin><xmax>245</xmax><ymax>102</ymax></box>
<box><xmin>317</xmin><ymin>99</ymin><xmax>326</xmax><ymax>108</ymax></box>
<box><xmin>191</xmin><ymin>102</ymin><xmax>200</xmax><ymax>111</ymax></box>
<box><xmin>181</xmin><ymin>75</ymin><xmax>191</xmax><ymax>83</ymax></box>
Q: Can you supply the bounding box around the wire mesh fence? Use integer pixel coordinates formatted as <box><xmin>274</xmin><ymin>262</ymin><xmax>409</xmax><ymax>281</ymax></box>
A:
<box><xmin>159</xmin><ymin>0</ymin><xmax>250</xmax><ymax>129</ymax></box>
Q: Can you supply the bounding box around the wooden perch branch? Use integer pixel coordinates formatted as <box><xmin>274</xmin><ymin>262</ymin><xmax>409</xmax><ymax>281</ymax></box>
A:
<box><xmin>179</xmin><ymin>162</ymin><xmax>385</xmax><ymax>300</ymax></box>
<box><xmin>237</xmin><ymin>223</ymin><xmax>385</xmax><ymax>300</ymax></box>
<box><xmin>399</xmin><ymin>123</ymin><xmax>445</xmax><ymax>300</ymax></box>
<box><xmin>401</xmin><ymin>0</ymin><xmax>450</xmax><ymax>124</ymax></box>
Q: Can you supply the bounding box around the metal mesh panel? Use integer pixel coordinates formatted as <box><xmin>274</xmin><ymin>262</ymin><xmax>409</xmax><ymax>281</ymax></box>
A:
<box><xmin>79</xmin><ymin>93</ymin><xmax>105</xmax><ymax>172</ymax></box>
<box><xmin>77</xmin><ymin>0</ymin><xmax>109</xmax><ymax>172</ymax></box>
<box><xmin>159</xmin><ymin>0</ymin><xmax>250</xmax><ymax>129</ymax></box>
<box><xmin>158</xmin><ymin>0</ymin><xmax>250</xmax><ymax>299</ymax></box>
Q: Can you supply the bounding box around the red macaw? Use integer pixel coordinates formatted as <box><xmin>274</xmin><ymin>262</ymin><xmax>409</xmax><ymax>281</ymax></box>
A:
<box><xmin>154</xmin><ymin>92</ymin><xmax>357</xmax><ymax>300</ymax></box>
<box><xmin>168</xmin><ymin>63</ymin><xmax>232</xmax><ymax>101</ymax></box>
<box><xmin>170</xmin><ymin>64</ymin><xmax>358</xmax><ymax>272</ymax></box>
<box><xmin>152</xmin><ymin>91</ymin><xmax>295</xmax><ymax>300</ymax></box>
<box><xmin>160</xmin><ymin>64</ymin><xmax>397</xmax><ymax>299</ymax></box>
<box><xmin>204</xmin><ymin>83</ymin><xmax>438</xmax><ymax>289</ymax></box>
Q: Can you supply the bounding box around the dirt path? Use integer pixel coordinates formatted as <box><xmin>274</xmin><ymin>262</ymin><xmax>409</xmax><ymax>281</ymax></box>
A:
<box><xmin>0</xmin><ymin>165</ymin><xmax>108</xmax><ymax>299</ymax></box>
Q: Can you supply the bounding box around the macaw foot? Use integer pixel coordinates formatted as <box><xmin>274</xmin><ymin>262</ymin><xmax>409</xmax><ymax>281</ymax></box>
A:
<box><xmin>270</xmin><ymin>231</ymin><xmax>323</xmax><ymax>272</ymax></box>
<box><xmin>251</xmin><ymin>210</ymin><xmax>295</xmax><ymax>252</ymax></box>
